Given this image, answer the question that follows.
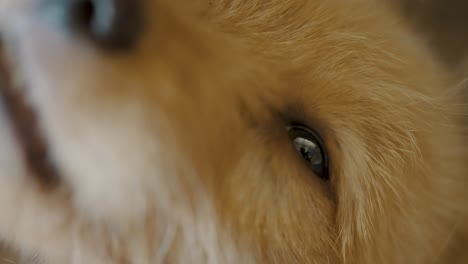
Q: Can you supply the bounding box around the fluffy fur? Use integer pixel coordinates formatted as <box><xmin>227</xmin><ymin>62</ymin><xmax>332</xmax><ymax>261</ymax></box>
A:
<box><xmin>0</xmin><ymin>0</ymin><xmax>467</xmax><ymax>263</ymax></box>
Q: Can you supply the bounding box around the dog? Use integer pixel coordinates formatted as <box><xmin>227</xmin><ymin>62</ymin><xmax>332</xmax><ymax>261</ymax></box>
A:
<box><xmin>0</xmin><ymin>0</ymin><xmax>466</xmax><ymax>263</ymax></box>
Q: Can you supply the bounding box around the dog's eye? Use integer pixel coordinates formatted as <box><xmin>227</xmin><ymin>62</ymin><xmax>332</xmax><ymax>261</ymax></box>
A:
<box><xmin>287</xmin><ymin>124</ymin><xmax>329</xmax><ymax>180</ymax></box>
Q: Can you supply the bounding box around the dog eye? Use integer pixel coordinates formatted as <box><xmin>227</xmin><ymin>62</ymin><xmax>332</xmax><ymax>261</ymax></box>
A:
<box><xmin>287</xmin><ymin>124</ymin><xmax>329</xmax><ymax>180</ymax></box>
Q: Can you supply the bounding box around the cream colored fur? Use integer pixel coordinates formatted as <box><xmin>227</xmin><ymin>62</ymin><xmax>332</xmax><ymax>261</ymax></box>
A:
<box><xmin>0</xmin><ymin>0</ymin><xmax>467</xmax><ymax>263</ymax></box>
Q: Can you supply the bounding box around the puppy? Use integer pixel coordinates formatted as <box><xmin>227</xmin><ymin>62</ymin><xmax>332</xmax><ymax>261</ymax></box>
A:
<box><xmin>0</xmin><ymin>0</ymin><xmax>466</xmax><ymax>263</ymax></box>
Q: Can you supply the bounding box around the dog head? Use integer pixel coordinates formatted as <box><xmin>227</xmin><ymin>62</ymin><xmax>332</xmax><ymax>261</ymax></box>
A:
<box><xmin>0</xmin><ymin>0</ymin><xmax>466</xmax><ymax>263</ymax></box>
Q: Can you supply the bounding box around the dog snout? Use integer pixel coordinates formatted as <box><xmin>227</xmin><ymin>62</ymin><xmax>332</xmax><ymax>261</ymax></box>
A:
<box><xmin>42</xmin><ymin>0</ymin><xmax>144</xmax><ymax>51</ymax></box>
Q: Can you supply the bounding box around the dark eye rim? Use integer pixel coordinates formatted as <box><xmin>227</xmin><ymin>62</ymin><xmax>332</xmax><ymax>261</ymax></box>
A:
<box><xmin>287</xmin><ymin>123</ymin><xmax>329</xmax><ymax>180</ymax></box>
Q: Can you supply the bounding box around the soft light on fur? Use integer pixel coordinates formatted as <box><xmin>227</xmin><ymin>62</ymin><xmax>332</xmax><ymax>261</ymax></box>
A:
<box><xmin>0</xmin><ymin>0</ymin><xmax>466</xmax><ymax>263</ymax></box>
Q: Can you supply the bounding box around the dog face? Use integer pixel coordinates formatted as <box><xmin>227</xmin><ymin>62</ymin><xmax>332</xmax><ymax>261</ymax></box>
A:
<box><xmin>0</xmin><ymin>0</ymin><xmax>466</xmax><ymax>263</ymax></box>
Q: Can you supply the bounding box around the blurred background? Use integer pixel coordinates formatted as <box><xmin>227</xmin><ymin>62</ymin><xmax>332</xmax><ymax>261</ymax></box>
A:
<box><xmin>394</xmin><ymin>0</ymin><xmax>468</xmax><ymax>76</ymax></box>
<box><xmin>395</xmin><ymin>2</ymin><xmax>468</xmax><ymax>263</ymax></box>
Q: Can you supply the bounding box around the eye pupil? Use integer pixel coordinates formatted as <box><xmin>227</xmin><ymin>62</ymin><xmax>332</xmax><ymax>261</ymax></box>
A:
<box><xmin>288</xmin><ymin>124</ymin><xmax>329</xmax><ymax>180</ymax></box>
<box><xmin>300</xmin><ymin>147</ymin><xmax>311</xmax><ymax>160</ymax></box>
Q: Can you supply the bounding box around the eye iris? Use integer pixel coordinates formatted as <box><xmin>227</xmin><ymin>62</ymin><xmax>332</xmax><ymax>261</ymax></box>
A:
<box><xmin>294</xmin><ymin>138</ymin><xmax>321</xmax><ymax>164</ymax></box>
<box><xmin>288</xmin><ymin>125</ymin><xmax>328</xmax><ymax>180</ymax></box>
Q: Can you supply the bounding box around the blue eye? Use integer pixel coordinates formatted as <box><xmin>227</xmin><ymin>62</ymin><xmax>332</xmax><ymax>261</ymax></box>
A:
<box><xmin>287</xmin><ymin>125</ymin><xmax>329</xmax><ymax>180</ymax></box>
